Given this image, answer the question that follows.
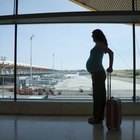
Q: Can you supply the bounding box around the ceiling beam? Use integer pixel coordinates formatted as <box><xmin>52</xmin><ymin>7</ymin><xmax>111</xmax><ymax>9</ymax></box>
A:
<box><xmin>0</xmin><ymin>11</ymin><xmax>140</xmax><ymax>25</ymax></box>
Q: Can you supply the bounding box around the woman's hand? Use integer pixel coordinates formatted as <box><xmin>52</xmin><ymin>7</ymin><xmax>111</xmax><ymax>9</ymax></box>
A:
<box><xmin>106</xmin><ymin>67</ymin><xmax>113</xmax><ymax>73</ymax></box>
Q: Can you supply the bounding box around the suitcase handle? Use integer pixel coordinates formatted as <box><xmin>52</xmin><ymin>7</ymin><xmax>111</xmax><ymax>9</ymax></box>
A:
<box><xmin>107</xmin><ymin>72</ymin><xmax>111</xmax><ymax>100</ymax></box>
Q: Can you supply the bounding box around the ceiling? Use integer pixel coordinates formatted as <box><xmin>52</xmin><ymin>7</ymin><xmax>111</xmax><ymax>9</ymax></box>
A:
<box><xmin>70</xmin><ymin>0</ymin><xmax>140</xmax><ymax>11</ymax></box>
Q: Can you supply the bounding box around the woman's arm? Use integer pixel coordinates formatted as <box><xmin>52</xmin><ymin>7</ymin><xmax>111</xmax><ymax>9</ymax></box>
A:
<box><xmin>97</xmin><ymin>41</ymin><xmax>114</xmax><ymax>73</ymax></box>
<box><xmin>106</xmin><ymin>48</ymin><xmax>114</xmax><ymax>73</ymax></box>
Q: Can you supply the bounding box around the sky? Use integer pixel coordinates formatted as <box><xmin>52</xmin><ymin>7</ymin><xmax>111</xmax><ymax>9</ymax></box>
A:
<box><xmin>0</xmin><ymin>0</ymin><xmax>140</xmax><ymax>70</ymax></box>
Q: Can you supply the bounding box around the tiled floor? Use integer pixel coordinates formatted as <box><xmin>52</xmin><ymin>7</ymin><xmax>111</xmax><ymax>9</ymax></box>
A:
<box><xmin>0</xmin><ymin>115</ymin><xmax>140</xmax><ymax>140</ymax></box>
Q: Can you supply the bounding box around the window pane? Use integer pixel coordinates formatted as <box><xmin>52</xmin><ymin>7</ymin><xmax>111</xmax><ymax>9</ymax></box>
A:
<box><xmin>18</xmin><ymin>0</ymin><xmax>88</xmax><ymax>14</ymax></box>
<box><xmin>136</xmin><ymin>26</ymin><xmax>140</xmax><ymax>101</ymax></box>
<box><xmin>0</xmin><ymin>0</ymin><xmax>14</xmax><ymax>15</ymax></box>
<box><xmin>0</xmin><ymin>25</ymin><xmax>14</xmax><ymax>99</ymax></box>
<box><xmin>0</xmin><ymin>0</ymin><xmax>88</xmax><ymax>15</ymax></box>
<box><xmin>16</xmin><ymin>24</ymin><xmax>134</xmax><ymax>101</ymax></box>
<box><xmin>103</xmin><ymin>24</ymin><xmax>133</xmax><ymax>100</ymax></box>
<box><xmin>17</xmin><ymin>24</ymin><xmax>92</xmax><ymax>100</ymax></box>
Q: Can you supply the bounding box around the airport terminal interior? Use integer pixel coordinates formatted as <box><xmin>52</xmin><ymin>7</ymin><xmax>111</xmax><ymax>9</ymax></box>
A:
<box><xmin>0</xmin><ymin>0</ymin><xmax>140</xmax><ymax>140</ymax></box>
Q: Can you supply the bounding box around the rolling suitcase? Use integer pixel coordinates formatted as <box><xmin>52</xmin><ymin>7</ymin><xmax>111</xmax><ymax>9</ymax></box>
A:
<box><xmin>106</xmin><ymin>73</ymin><xmax>122</xmax><ymax>130</ymax></box>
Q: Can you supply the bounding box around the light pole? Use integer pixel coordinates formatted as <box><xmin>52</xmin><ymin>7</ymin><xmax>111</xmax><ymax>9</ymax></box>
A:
<box><xmin>30</xmin><ymin>35</ymin><xmax>34</xmax><ymax>86</ymax></box>
<box><xmin>0</xmin><ymin>56</ymin><xmax>6</xmax><ymax>98</ymax></box>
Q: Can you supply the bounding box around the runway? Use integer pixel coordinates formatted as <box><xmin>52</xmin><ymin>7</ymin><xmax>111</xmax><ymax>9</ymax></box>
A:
<box><xmin>0</xmin><ymin>75</ymin><xmax>140</xmax><ymax>100</ymax></box>
<box><xmin>48</xmin><ymin>75</ymin><xmax>140</xmax><ymax>100</ymax></box>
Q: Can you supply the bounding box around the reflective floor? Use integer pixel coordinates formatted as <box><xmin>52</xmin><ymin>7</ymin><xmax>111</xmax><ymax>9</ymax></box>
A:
<box><xmin>0</xmin><ymin>115</ymin><xmax>140</xmax><ymax>140</ymax></box>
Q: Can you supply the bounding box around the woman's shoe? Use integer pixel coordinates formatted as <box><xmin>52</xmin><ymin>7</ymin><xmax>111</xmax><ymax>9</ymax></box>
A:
<box><xmin>88</xmin><ymin>117</ymin><xmax>102</xmax><ymax>124</ymax></box>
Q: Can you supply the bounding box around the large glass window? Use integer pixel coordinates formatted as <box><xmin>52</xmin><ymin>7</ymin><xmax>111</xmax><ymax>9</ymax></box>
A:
<box><xmin>14</xmin><ymin>24</ymin><xmax>134</xmax><ymax>100</ymax></box>
<box><xmin>17</xmin><ymin>24</ymin><xmax>92</xmax><ymax>100</ymax></box>
<box><xmin>18</xmin><ymin>0</ymin><xmax>88</xmax><ymax>14</ymax></box>
<box><xmin>0</xmin><ymin>25</ymin><xmax>14</xmax><ymax>99</ymax></box>
<box><xmin>0</xmin><ymin>0</ymin><xmax>14</xmax><ymax>15</ymax></box>
<box><xmin>136</xmin><ymin>26</ymin><xmax>140</xmax><ymax>101</ymax></box>
<box><xmin>103</xmin><ymin>24</ymin><xmax>133</xmax><ymax>100</ymax></box>
<box><xmin>0</xmin><ymin>23</ymin><xmax>137</xmax><ymax>101</ymax></box>
<box><xmin>0</xmin><ymin>0</ymin><xmax>138</xmax><ymax>101</ymax></box>
<box><xmin>0</xmin><ymin>0</ymin><xmax>88</xmax><ymax>15</ymax></box>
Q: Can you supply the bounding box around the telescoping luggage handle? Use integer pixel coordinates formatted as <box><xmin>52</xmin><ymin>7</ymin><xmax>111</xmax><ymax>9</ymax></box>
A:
<box><xmin>107</xmin><ymin>72</ymin><xmax>111</xmax><ymax>100</ymax></box>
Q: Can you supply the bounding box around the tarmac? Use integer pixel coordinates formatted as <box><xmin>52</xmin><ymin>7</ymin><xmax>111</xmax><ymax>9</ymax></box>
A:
<box><xmin>0</xmin><ymin>75</ymin><xmax>140</xmax><ymax>100</ymax></box>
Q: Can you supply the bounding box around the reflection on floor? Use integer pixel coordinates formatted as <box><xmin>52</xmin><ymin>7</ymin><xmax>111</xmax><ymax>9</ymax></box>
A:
<box><xmin>0</xmin><ymin>115</ymin><xmax>140</xmax><ymax>140</ymax></box>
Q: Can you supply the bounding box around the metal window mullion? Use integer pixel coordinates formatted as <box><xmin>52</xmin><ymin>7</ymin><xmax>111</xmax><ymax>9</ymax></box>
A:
<box><xmin>132</xmin><ymin>0</ymin><xmax>136</xmax><ymax>102</ymax></box>
<box><xmin>132</xmin><ymin>24</ymin><xmax>136</xmax><ymax>102</ymax></box>
<box><xmin>14</xmin><ymin>0</ymin><xmax>18</xmax><ymax>101</ymax></box>
<box><xmin>14</xmin><ymin>25</ymin><xmax>17</xmax><ymax>101</ymax></box>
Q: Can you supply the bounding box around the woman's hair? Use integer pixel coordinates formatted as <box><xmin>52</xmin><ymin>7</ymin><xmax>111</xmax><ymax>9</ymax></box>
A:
<box><xmin>92</xmin><ymin>29</ymin><xmax>108</xmax><ymax>46</ymax></box>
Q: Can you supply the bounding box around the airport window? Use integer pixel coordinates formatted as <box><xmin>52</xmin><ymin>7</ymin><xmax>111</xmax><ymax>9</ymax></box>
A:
<box><xmin>1</xmin><ymin>23</ymin><xmax>140</xmax><ymax>101</ymax></box>
<box><xmin>136</xmin><ymin>27</ymin><xmax>140</xmax><ymax>101</ymax></box>
<box><xmin>0</xmin><ymin>0</ymin><xmax>14</xmax><ymax>15</ymax></box>
<box><xmin>18</xmin><ymin>0</ymin><xmax>88</xmax><ymax>14</ymax></box>
<box><xmin>16</xmin><ymin>24</ymin><xmax>139</xmax><ymax>101</ymax></box>
<box><xmin>0</xmin><ymin>25</ymin><xmax>15</xmax><ymax>99</ymax></box>
<box><xmin>0</xmin><ymin>0</ymin><xmax>87</xmax><ymax>16</ymax></box>
<box><xmin>0</xmin><ymin>0</ymin><xmax>140</xmax><ymax>102</ymax></box>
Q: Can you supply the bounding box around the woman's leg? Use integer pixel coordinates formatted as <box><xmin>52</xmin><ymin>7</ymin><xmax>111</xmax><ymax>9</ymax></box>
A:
<box><xmin>92</xmin><ymin>71</ymin><xmax>106</xmax><ymax>120</ymax></box>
